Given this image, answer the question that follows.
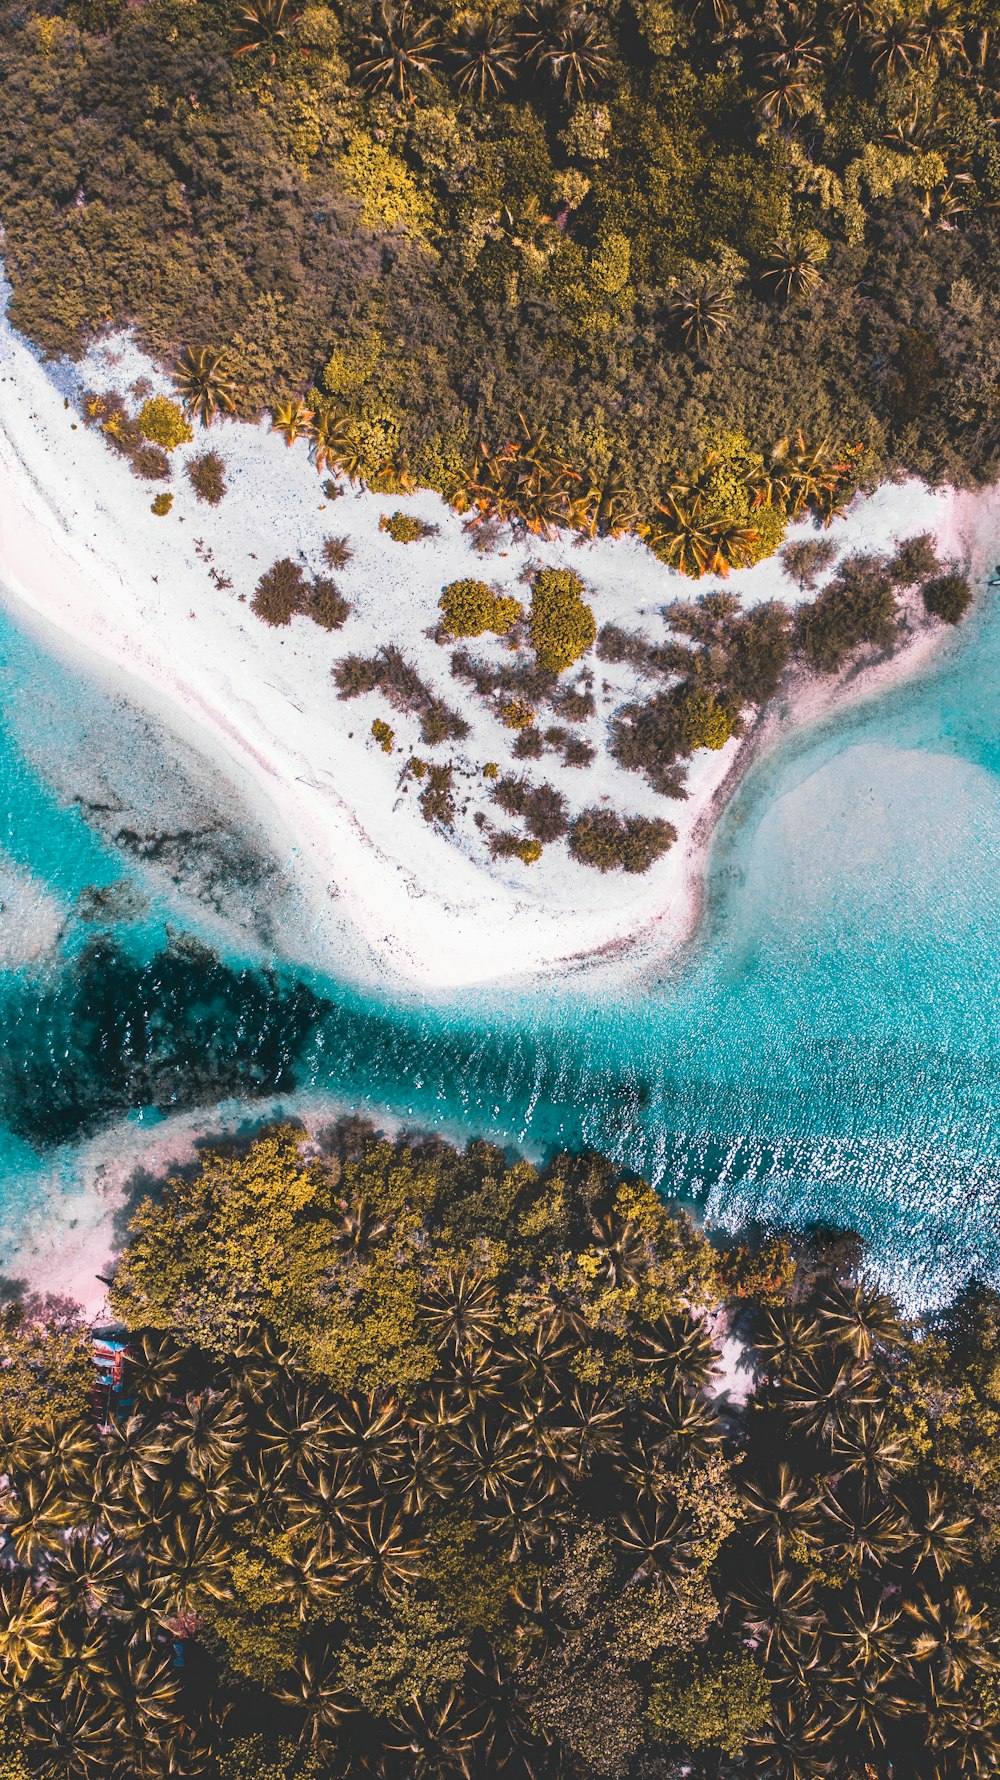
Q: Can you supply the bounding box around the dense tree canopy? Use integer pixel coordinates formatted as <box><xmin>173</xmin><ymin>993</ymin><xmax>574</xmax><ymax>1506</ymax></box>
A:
<box><xmin>1</xmin><ymin>1122</ymin><xmax>1000</xmax><ymax>1778</ymax></box>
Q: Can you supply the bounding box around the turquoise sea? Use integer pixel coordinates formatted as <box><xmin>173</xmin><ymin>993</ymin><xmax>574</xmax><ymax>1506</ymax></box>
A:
<box><xmin>1</xmin><ymin>578</ymin><xmax>999</xmax><ymax>1307</ymax></box>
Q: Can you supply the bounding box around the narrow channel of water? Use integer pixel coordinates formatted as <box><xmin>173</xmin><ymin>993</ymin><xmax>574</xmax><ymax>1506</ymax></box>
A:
<box><xmin>0</xmin><ymin>581</ymin><xmax>998</xmax><ymax>1306</ymax></box>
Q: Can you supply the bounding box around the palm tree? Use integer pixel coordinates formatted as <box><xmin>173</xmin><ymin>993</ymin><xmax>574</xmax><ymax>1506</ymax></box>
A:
<box><xmin>126</xmin><ymin>1330</ymin><xmax>187</xmax><ymax>1405</ymax></box>
<box><xmin>736</xmin><ymin>1564</ymin><xmax>822</xmax><ymax>1661</ymax></box>
<box><xmin>519</xmin><ymin>0</ymin><xmax>608</xmax><ymax>98</ymax></box>
<box><xmin>899</xmin><ymin>1483</ymin><xmax>973</xmax><ymax>1579</ymax></box>
<box><xmin>387</xmin><ymin>1430</ymin><xmax>450</xmax><ymax>1516</ymax></box>
<box><xmin>232</xmin><ymin>0</ymin><xmax>303</xmax><ymax>61</ymax></box>
<box><xmin>98</xmin><ymin>1416</ymin><xmax>172</xmax><ymax>1500</ymax></box>
<box><xmin>330</xmin><ymin>1194</ymin><xmax>390</xmax><ymax>1256</ymax></box>
<box><xmin>346</xmin><ymin>1504</ymin><xmax>424</xmax><ymax>1598</ymax></box>
<box><xmin>276</xmin><ymin>1647</ymin><xmax>357</xmax><ymax>1747</ymax></box>
<box><xmin>19</xmin><ymin>1684</ymin><xmax>116</xmax><ymax>1780</ymax></box>
<box><xmin>144</xmin><ymin>1515</ymin><xmax>234</xmax><ymax>1621</ymax></box>
<box><xmin>273</xmin><ymin>1551</ymin><xmax>345</xmax><ymax>1621</ymax></box>
<box><xmin>257</xmin><ymin>1385</ymin><xmax>339</xmax><ymax>1483</ymax></box>
<box><xmin>450</xmin><ymin>13</ymin><xmax>518</xmax><ymax>100</ymax></box>
<box><xmin>782</xmin><ymin>1351</ymin><xmax>879</xmax><ymax>1446</ymax></box>
<box><xmin>822</xmin><ymin>1483</ymin><xmax>909</xmax><ymax>1570</ymax></box>
<box><xmin>383</xmin><ymin>1689</ymin><xmax>477</xmax><ymax>1773</ymax></box>
<box><xmin>831</xmin><ymin>1409</ymin><xmax>908</xmax><ymax>1497</ymax></box>
<box><xmin>590</xmin><ymin>1210</ymin><xmax>650</xmax><ymax>1288</ymax></box>
<box><xmin>746</xmin><ymin>1695</ymin><xmax>836</xmax><ymax>1780</ymax></box>
<box><xmin>666</xmin><ymin>280</ymin><xmax>733</xmax><ymax>354</ymax></box>
<box><xmin>356</xmin><ymin>0</ymin><xmax>443</xmax><ymax>100</ymax></box>
<box><xmin>509</xmin><ymin>1577</ymin><xmax>567</xmax><ymax>1659</ymax></box>
<box><xmin>635</xmin><ymin>1308</ymin><xmax>717</xmax><ymax>1388</ymax></box>
<box><xmin>312</xmin><ymin>408</ymin><xmax>356</xmax><ymax>479</ymax></box>
<box><xmin>615</xmin><ymin>1500</ymin><xmax>695</xmax><ymax>1588</ymax></box>
<box><xmin>271</xmin><ymin>399</ymin><xmax>315</xmax><ymax>446</ymax></box>
<box><xmin>45</xmin><ymin>1533</ymin><xmax>129</xmax><ymax>1620</ymax></box>
<box><xmin>454</xmin><ymin>1414</ymin><xmax>532</xmax><ymax>1502</ymax></box>
<box><xmin>560</xmin><ymin>1383</ymin><xmax>623</xmax><ymax>1467</ymax></box>
<box><xmin>761</xmin><ymin>235</ymin><xmax>825</xmax><ymax>302</ymax></box>
<box><xmin>755</xmin><ymin>68</ymin><xmax>813</xmax><ymax>126</ymax></box>
<box><xmin>18</xmin><ymin>1416</ymin><xmax>99</xmax><ymax>1489</ymax></box>
<box><xmin>814</xmin><ymin>1276</ymin><xmax>903</xmax><ymax>1359</ymax></box>
<box><xmin>0</xmin><ymin>1475</ymin><xmax>75</xmax><ymax>1564</ymax></box>
<box><xmin>742</xmin><ymin>1463</ymin><xmax>822</xmax><ymax>1562</ymax></box>
<box><xmin>287</xmin><ymin>1460</ymin><xmax>371</xmax><ymax>1554</ymax></box>
<box><xmin>865</xmin><ymin>13</ymin><xmax>921</xmax><ymax>79</ymax></box>
<box><xmin>100</xmin><ymin>1645</ymin><xmax>185</xmax><ymax>1743</ymax></box>
<box><xmin>332</xmin><ymin>1392</ymin><xmax>409</xmax><ymax>1481</ymax></box>
<box><xmin>833</xmin><ymin>1585</ymin><xmax>904</xmax><ymax>1678</ymax></box>
<box><xmin>169</xmin><ymin>1389</ymin><xmax>247</xmax><ymax>1479</ymax></box>
<box><xmin>753</xmin><ymin>1304</ymin><xmax>824</xmax><ymax>1374</ymax></box>
<box><xmin>915</xmin><ymin>0</ymin><xmax>965</xmax><ymax>67</ymax></box>
<box><xmin>0</xmin><ymin>1579</ymin><xmax>58</xmax><ymax>1681</ymax></box>
<box><xmin>907</xmin><ymin>1585</ymin><xmax>995</xmax><ymax>1697</ymax></box>
<box><xmin>172</xmin><ymin>348</ymin><xmax>238</xmax><ymax>426</ymax></box>
<box><xmin>420</xmin><ymin>1268</ymin><xmax>499</xmax><ymax>1353</ymax></box>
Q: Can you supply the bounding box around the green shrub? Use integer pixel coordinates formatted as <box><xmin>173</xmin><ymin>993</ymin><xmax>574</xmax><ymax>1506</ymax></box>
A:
<box><xmin>671</xmin><ymin>685</ymin><xmax>735</xmax><ymax>752</ymax></box>
<box><xmin>529</xmin><ymin>569</ymin><xmax>596</xmax><ymax>673</ymax></box>
<box><xmin>138</xmin><ymin>395</ymin><xmax>193</xmax><ymax>450</ymax></box>
<box><xmin>923</xmin><ymin>571</ymin><xmax>972</xmax><ymax>624</ymax></box>
<box><xmin>794</xmin><ymin>553</ymin><xmax>899</xmax><ymax>672</ymax></box>
<box><xmin>131</xmin><ymin>442</ymin><xmax>171</xmax><ymax>481</ymax></box>
<box><xmin>483</xmin><ymin>761</ymin><xmax>499</xmax><ymax>779</ymax></box>
<box><xmin>380</xmin><ymin>511</ymin><xmax>431</xmax><ymax>543</ymax></box>
<box><xmin>439</xmin><ymin>579</ymin><xmax>522</xmax><ymax>638</ymax></box>
<box><xmin>647</xmin><ymin>1654</ymin><xmax>771</xmax><ymax>1759</ymax></box>
<box><xmin>371</xmin><ymin>718</ymin><xmax>394</xmax><ymax>752</ymax></box>
<box><xmin>251</xmin><ymin>558</ymin><xmax>306</xmax><ymax>626</ymax></box>
<box><xmin>569</xmin><ymin>808</ymin><xmax>677</xmax><ymax>873</ymax></box>
<box><xmin>150</xmin><ymin>491</ymin><xmax>173</xmax><ymax>516</ymax></box>
<box><xmin>419</xmin><ymin>763</ymin><xmax>455</xmax><ymax>826</ymax></box>
<box><xmin>186</xmin><ymin>451</ymin><xmax>227</xmax><ymax>505</ymax></box>
<box><xmin>308</xmin><ymin>578</ymin><xmax>350</xmax><ymax>631</ymax></box>
<box><xmin>492</xmin><ymin>832</ymin><xmax>544</xmax><ymax>864</ymax></box>
<box><xmin>500</xmin><ymin>698</ymin><xmax>535</xmax><ymax>729</ymax></box>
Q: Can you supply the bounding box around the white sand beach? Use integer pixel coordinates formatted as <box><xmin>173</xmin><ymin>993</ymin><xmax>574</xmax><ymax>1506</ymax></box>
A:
<box><xmin>0</xmin><ymin>278</ymin><xmax>989</xmax><ymax>995</ymax></box>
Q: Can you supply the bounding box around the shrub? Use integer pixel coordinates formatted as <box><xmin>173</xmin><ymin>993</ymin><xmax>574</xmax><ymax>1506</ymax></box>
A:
<box><xmin>408</xmin><ymin>756</ymin><xmax>428</xmax><ymax>778</ymax></box>
<box><xmin>420</xmin><ymin>700</ymin><xmax>470</xmax><ymax>745</ymax></box>
<box><xmin>439</xmin><ymin>579</ymin><xmax>522</xmax><ymax>638</ymax></box>
<box><xmin>500</xmin><ymin>698</ymin><xmax>535</xmax><ymax>729</ymax></box>
<box><xmin>308</xmin><ymin>577</ymin><xmax>351</xmax><ymax>631</ymax></box>
<box><xmin>131</xmin><ymin>442</ymin><xmax>171</xmax><ymax>481</ymax></box>
<box><xmin>891</xmin><ymin>532</ymin><xmax>940</xmax><ymax>586</ymax></box>
<box><xmin>555</xmin><ymin>683</ymin><xmax>596</xmax><ymax>721</ymax></box>
<box><xmin>380</xmin><ymin>511</ymin><xmax>432</xmax><ymax>543</ymax></box>
<box><xmin>569</xmin><ymin>808</ymin><xmax>677</xmax><ymax>873</ymax></box>
<box><xmin>371</xmin><ymin>718</ymin><xmax>394</xmax><ymax>752</ymax></box>
<box><xmin>419</xmin><ymin>764</ymin><xmax>455</xmax><ymax>826</ymax></box>
<box><xmin>186</xmin><ymin>451</ymin><xmax>227</xmax><ymax>505</ymax></box>
<box><xmin>138</xmin><ymin>395</ymin><xmax>193</xmax><ymax>450</ymax></box>
<box><xmin>513</xmin><ymin>728</ymin><xmax>544</xmax><ymax>758</ymax></box>
<box><xmin>322</xmin><ymin>479</ymin><xmax>344</xmax><ymax>501</ymax></box>
<box><xmin>794</xmin><ymin>553</ymin><xmax>899</xmax><ymax>672</ymax></box>
<box><xmin>492</xmin><ymin>775</ymin><xmax>568</xmax><ymax>842</ymax></box>
<box><xmin>529</xmin><ymin>568</ymin><xmax>596</xmax><ymax>673</ymax></box>
<box><xmin>780</xmin><ymin>536</ymin><xmax>838</xmax><ymax>591</ymax></box>
<box><xmin>251</xmin><ymin>558</ymin><xmax>306</xmax><ymax>626</ymax></box>
<box><xmin>922</xmin><ymin>571</ymin><xmax>972</xmax><ymax>624</ymax></box>
<box><xmin>334</xmin><ymin>655</ymin><xmax>381</xmax><ymax>697</ymax></box>
<box><xmin>492</xmin><ymin>833</ymin><xmax>544</xmax><ymax>864</ymax></box>
<box><xmin>150</xmin><ymin>492</ymin><xmax>173</xmax><ymax>516</ymax></box>
<box><xmin>563</xmin><ymin>736</ymin><xmax>596</xmax><ymax>767</ymax></box>
<box><xmin>671</xmin><ymin>685</ymin><xmax>735</xmax><ymax>752</ymax></box>
<box><xmin>597</xmin><ymin>623</ymin><xmax>650</xmax><ymax>666</ymax></box>
<box><xmin>483</xmin><ymin>762</ymin><xmax>499</xmax><ymax>778</ymax></box>
<box><xmin>322</xmin><ymin>535</ymin><xmax>353</xmax><ymax>569</ymax></box>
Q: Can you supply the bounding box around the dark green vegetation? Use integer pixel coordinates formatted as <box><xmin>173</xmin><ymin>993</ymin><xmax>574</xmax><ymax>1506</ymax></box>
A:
<box><xmin>6</xmin><ymin>0</ymin><xmax>1000</xmax><ymax>554</ymax></box>
<box><xmin>2</xmin><ymin>1122</ymin><xmax>1000</xmax><ymax>1777</ymax></box>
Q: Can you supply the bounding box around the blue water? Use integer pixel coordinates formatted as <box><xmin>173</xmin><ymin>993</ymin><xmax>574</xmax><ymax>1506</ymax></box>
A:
<box><xmin>2</xmin><ymin>583</ymin><xmax>1000</xmax><ymax>1305</ymax></box>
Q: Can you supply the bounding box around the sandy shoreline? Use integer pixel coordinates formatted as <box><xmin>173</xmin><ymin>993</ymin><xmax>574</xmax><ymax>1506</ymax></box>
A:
<box><xmin>0</xmin><ymin>279</ymin><xmax>984</xmax><ymax>999</ymax></box>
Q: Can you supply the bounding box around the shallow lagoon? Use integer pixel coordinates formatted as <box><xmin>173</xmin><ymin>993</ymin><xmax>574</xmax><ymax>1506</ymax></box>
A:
<box><xmin>1</xmin><ymin>579</ymin><xmax>999</xmax><ymax>1306</ymax></box>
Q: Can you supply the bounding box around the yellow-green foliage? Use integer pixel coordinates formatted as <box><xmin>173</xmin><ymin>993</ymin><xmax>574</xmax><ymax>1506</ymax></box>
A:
<box><xmin>380</xmin><ymin>510</ymin><xmax>427</xmax><ymax>543</ymax></box>
<box><xmin>499</xmin><ymin>698</ymin><xmax>535</xmax><ymax>729</ymax></box>
<box><xmin>647</xmin><ymin>1654</ymin><xmax>771</xmax><ymax>1758</ymax></box>
<box><xmin>697</xmin><ymin>433</ymin><xmax>787</xmax><ymax>565</ymax></box>
<box><xmin>339</xmin><ymin>131</ymin><xmax>432</xmax><ymax>236</ymax></box>
<box><xmin>138</xmin><ymin>395</ymin><xmax>193</xmax><ymax>450</ymax></box>
<box><xmin>439</xmin><ymin>578</ymin><xmax>521</xmax><ymax>637</ymax></box>
<box><xmin>483</xmin><ymin>761</ymin><xmax>499</xmax><ymax>778</ymax></box>
<box><xmin>0</xmin><ymin>1305</ymin><xmax>93</xmax><ymax>1435</ymax></box>
<box><xmin>529</xmin><ymin>568</ymin><xmax>596</xmax><ymax>673</ymax></box>
<box><xmin>495</xmin><ymin>833</ymin><xmax>544</xmax><ymax>865</ymax></box>
<box><xmin>371</xmin><ymin>718</ymin><xmax>394</xmax><ymax>752</ymax></box>
<box><xmin>150</xmin><ymin>491</ymin><xmax>173</xmax><ymax>516</ymax></box>
<box><xmin>322</xmin><ymin>332</ymin><xmax>383</xmax><ymax>401</ymax></box>
<box><xmin>672</xmin><ymin>685</ymin><xmax>733</xmax><ymax>751</ymax></box>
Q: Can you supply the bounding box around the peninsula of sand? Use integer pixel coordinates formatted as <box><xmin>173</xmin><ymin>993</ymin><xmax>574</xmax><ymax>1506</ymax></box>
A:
<box><xmin>0</xmin><ymin>279</ymin><xmax>990</xmax><ymax>992</ymax></box>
